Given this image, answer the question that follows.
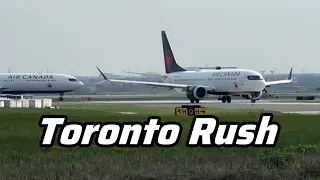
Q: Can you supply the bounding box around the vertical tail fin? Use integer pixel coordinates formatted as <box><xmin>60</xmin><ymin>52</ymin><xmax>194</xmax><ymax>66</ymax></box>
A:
<box><xmin>161</xmin><ymin>31</ymin><xmax>186</xmax><ymax>74</ymax></box>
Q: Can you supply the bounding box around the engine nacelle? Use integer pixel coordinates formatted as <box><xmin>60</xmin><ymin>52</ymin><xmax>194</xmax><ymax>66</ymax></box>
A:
<box><xmin>186</xmin><ymin>86</ymin><xmax>207</xmax><ymax>100</ymax></box>
<box><xmin>247</xmin><ymin>91</ymin><xmax>263</xmax><ymax>100</ymax></box>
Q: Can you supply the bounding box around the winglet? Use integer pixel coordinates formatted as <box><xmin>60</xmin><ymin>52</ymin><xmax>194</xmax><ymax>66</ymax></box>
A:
<box><xmin>96</xmin><ymin>66</ymin><xmax>108</xmax><ymax>80</ymax></box>
<box><xmin>288</xmin><ymin>67</ymin><xmax>293</xmax><ymax>80</ymax></box>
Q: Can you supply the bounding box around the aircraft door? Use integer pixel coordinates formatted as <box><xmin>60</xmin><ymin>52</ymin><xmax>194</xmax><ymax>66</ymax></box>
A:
<box><xmin>237</xmin><ymin>73</ymin><xmax>246</xmax><ymax>90</ymax></box>
<box><xmin>55</xmin><ymin>79</ymin><xmax>65</xmax><ymax>91</ymax></box>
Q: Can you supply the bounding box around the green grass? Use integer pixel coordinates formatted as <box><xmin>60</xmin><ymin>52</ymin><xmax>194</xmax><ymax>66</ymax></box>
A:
<box><xmin>0</xmin><ymin>105</ymin><xmax>320</xmax><ymax>179</ymax></box>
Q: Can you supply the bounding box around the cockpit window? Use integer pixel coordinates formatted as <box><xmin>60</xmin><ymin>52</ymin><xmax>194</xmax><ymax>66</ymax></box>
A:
<box><xmin>68</xmin><ymin>78</ymin><xmax>77</xmax><ymax>82</ymax></box>
<box><xmin>247</xmin><ymin>76</ymin><xmax>263</xmax><ymax>80</ymax></box>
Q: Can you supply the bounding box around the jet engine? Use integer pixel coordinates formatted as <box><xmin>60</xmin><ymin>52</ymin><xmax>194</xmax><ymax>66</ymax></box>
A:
<box><xmin>186</xmin><ymin>86</ymin><xmax>207</xmax><ymax>100</ymax></box>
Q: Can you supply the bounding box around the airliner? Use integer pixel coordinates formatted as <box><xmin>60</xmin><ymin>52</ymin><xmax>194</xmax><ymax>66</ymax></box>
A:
<box><xmin>0</xmin><ymin>73</ymin><xmax>84</xmax><ymax>101</ymax></box>
<box><xmin>96</xmin><ymin>31</ymin><xmax>293</xmax><ymax>103</ymax></box>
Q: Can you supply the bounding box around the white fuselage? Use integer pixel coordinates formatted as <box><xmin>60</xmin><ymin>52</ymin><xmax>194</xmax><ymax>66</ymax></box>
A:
<box><xmin>165</xmin><ymin>69</ymin><xmax>266</xmax><ymax>94</ymax></box>
<box><xmin>0</xmin><ymin>73</ymin><xmax>84</xmax><ymax>94</ymax></box>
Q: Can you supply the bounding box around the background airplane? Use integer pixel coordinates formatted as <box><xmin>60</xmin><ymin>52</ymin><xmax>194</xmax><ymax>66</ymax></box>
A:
<box><xmin>0</xmin><ymin>73</ymin><xmax>84</xmax><ymax>101</ymax></box>
<box><xmin>96</xmin><ymin>31</ymin><xmax>293</xmax><ymax>103</ymax></box>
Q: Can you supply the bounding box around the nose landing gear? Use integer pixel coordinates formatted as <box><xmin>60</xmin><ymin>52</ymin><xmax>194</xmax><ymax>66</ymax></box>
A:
<box><xmin>189</xmin><ymin>99</ymin><xmax>200</xmax><ymax>103</ymax></box>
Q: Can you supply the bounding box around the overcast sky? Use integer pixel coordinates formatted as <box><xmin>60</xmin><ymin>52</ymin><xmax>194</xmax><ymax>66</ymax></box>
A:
<box><xmin>1</xmin><ymin>0</ymin><xmax>319</xmax><ymax>76</ymax></box>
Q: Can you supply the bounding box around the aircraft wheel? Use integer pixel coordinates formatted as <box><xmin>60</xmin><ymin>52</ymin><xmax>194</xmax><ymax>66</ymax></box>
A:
<box><xmin>195</xmin><ymin>100</ymin><xmax>200</xmax><ymax>103</ymax></box>
<box><xmin>190</xmin><ymin>99</ymin><xmax>194</xmax><ymax>103</ymax></box>
<box><xmin>226</xmin><ymin>96</ymin><xmax>231</xmax><ymax>103</ymax></box>
<box><xmin>251</xmin><ymin>99</ymin><xmax>256</xmax><ymax>103</ymax></box>
<box><xmin>221</xmin><ymin>96</ymin><xmax>227</xmax><ymax>103</ymax></box>
<box><xmin>59</xmin><ymin>97</ymin><xmax>64</xmax><ymax>101</ymax></box>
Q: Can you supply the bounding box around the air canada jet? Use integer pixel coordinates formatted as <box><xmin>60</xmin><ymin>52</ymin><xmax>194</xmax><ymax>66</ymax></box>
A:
<box><xmin>0</xmin><ymin>73</ymin><xmax>84</xmax><ymax>101</ymax></box>
<box><xmin>96</xmin><ymin>31</ymin><xmax>293</xmax><ymax>103</ymax></box>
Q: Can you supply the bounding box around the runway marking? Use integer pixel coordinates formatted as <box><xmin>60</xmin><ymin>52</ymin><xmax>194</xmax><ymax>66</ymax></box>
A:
<box><xmin>117</xmin><ymin>112</ymin><xmax>138</xmax><ymax>115</ymax></box>
<box><xmin>283</xmin><ymin>111</ymin><xmax>320</xmax><ymax>115</ymax></box>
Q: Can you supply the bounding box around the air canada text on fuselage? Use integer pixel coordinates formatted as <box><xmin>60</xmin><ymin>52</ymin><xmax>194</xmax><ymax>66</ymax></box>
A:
<box><xmin>212</xmin><ymin>72</ymin><xmax>241</xmax><ymax>77</ymax></box>
<box><xmin>8</xmin><ymin>75</ymin><xmax>54</xmax><ymax>79</ymax></box>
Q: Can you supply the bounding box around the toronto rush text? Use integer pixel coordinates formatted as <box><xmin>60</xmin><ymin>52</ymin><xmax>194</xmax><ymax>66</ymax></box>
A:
<box><xmin>39</xmin><ymin>113</ymin><xmax>280</xmax><ymax>147</ymax></box>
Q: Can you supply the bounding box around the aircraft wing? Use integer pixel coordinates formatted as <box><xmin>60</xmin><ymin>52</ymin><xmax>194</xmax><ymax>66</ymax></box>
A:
<box><xmin>122</xmin><ymin>71</ymin><xmax>167</xmax><ymax>78</ymax></box>
<box><xmin>265</xmin><ymin>68</ymin><xmax>293</xmax><ymax>87</ymax></box>
<box><xmin>97</xmin><ymin>79</ymin><xmax>192</xmax><ymax>88</ymax></box>
<box><xmin>96</xmin><ymin>67</ymin><xmax>212</xmax><ymax>89</ymax></box>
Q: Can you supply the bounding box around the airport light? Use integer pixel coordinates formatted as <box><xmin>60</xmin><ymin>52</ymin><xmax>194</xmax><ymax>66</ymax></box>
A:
<box><xmin>270</xmin><ymin>70</ymin><xmax>275</xmax><ymax>80</ymax></box>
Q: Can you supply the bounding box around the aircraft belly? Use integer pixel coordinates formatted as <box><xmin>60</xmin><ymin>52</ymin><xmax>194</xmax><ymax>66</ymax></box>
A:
<box><xmin>4</xmin><ymin>82</ymin><xmax>21</xmax><ymax>91</ymax></box>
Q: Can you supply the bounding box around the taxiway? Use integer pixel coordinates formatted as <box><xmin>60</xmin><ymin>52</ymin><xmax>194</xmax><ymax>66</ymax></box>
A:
<box><xmin>59</xmin><ymin>100</ymin><xmax>320</xmax><ymax>114</ymax></box>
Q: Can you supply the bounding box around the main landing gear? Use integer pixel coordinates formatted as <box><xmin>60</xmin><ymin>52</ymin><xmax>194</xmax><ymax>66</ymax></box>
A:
<box><xmin>220</xmin><ymin>95</ymin><xmax>231</xmax><ymax>103</ymax></box>
<box><xmin>59</xmin><ymin>93</ymin><xmax>64</xmax><ymax>101</ymax></box>
<box><xmin>251</xmin><ymin>99</ymin><xmax>256</xmax><ymax>103</ymax></box>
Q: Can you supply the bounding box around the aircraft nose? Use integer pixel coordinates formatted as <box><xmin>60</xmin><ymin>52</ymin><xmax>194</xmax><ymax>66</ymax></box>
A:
<box><xmin>260</xmin><ymin>80</ymin><xmax>267</xmax><ymax>90</ymax></box>
<box><xmin>78</xmin><ymin>81</ymin><xmax>84</xmax><ymax>87</ymax></box>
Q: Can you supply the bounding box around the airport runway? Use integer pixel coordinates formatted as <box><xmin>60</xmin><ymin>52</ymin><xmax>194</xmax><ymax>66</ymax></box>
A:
<box><xmin>59</xmin><ymin>100</ymin><xmax>320</xmax><ymax>114</ymax></box>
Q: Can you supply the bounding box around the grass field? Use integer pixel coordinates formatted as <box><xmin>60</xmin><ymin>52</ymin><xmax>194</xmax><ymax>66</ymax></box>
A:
<box><xmin>0</xmin><ymin>105</ymin><xmax>320</xmax><ymax>180</ymax></box>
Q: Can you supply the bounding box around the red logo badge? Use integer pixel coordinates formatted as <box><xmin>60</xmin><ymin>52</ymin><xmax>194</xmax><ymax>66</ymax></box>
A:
<box><xmin>234</xmin><ymin>82</ymin><xmax>238</xmax><ymax>89</ymax></box>
<box><xmin>47</xmin><ymin>83</ymin><xmax>53</xmax><ymax>88</ymax></box>
<box><xmin>165</xmin><ymin>51</ymin><xmax>173</xmax><ymax>68</ymax></box>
